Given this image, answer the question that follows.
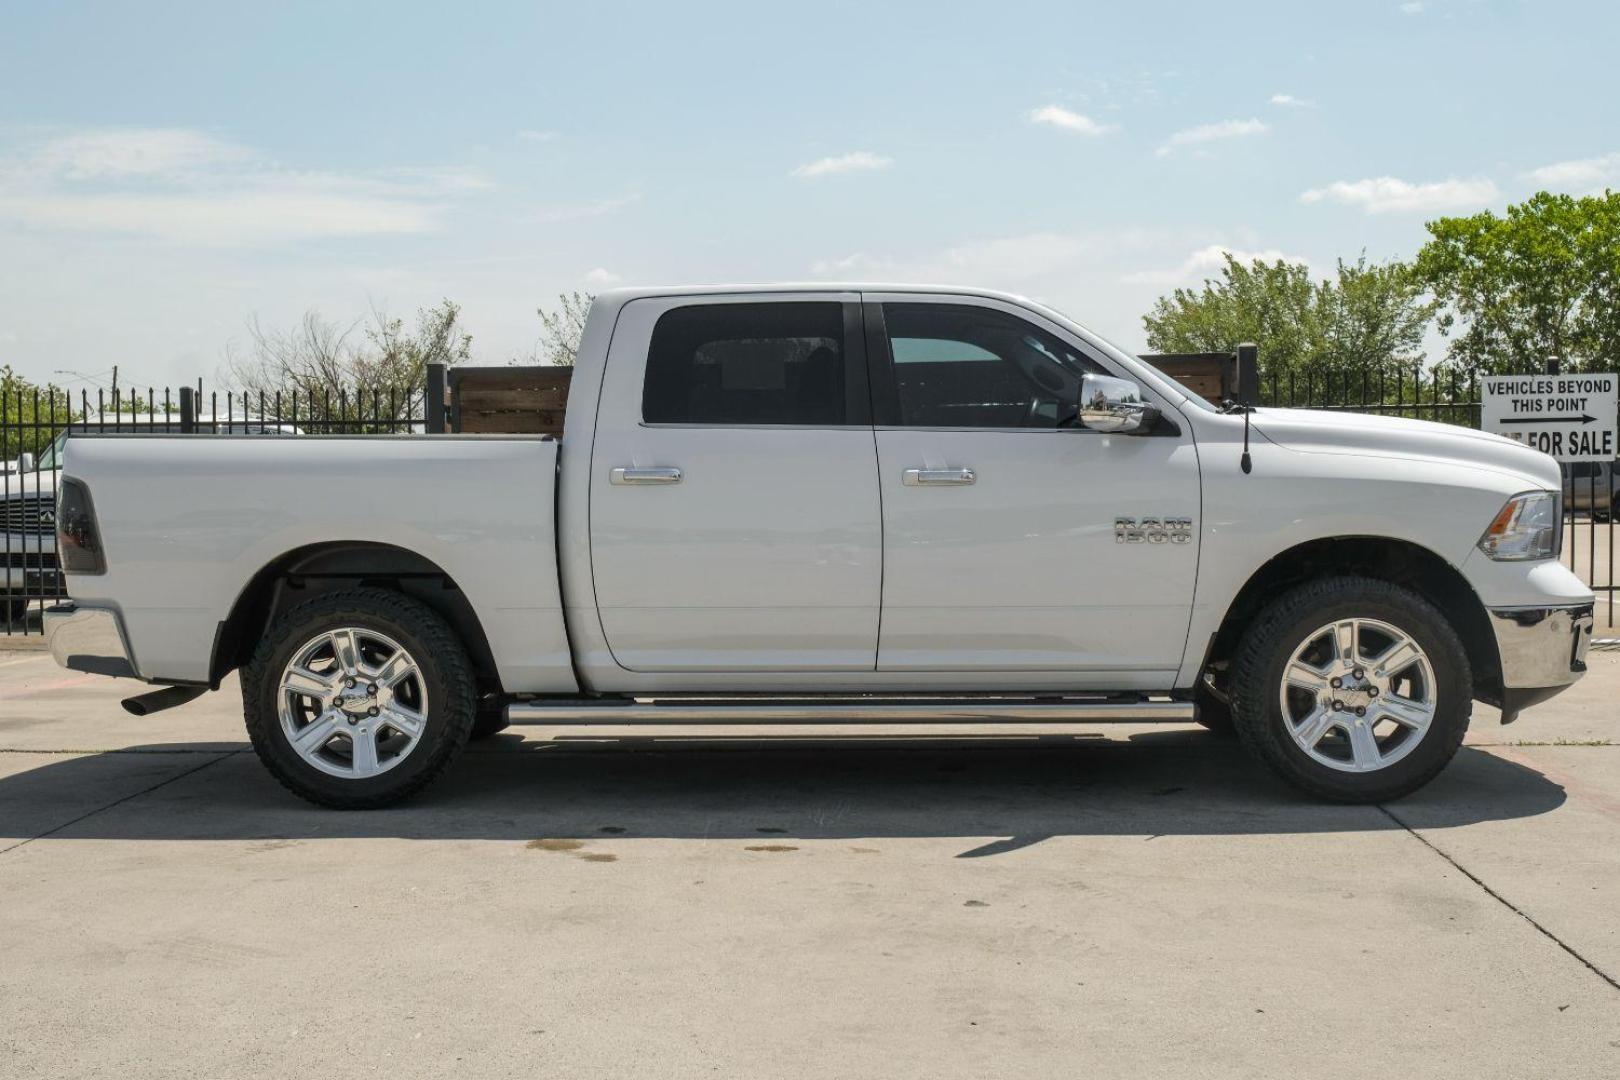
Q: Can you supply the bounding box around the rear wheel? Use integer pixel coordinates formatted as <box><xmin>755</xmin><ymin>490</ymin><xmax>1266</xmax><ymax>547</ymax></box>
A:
<box><xmin>243</xmin><ymin>588</ymin><xmax>476</xmax><ymax>809</ymax></box>
<box><xmin>1229</xmin><ymin>576</ymin><xmax>1471</xmax><ymax>803</ymax></box>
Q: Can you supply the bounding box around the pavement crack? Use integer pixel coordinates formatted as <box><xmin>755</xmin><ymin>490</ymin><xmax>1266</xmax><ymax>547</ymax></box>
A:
<box><xmin>0</xmin><ymin>751</ymin><xmax>240</xmax><ymax>861</ymax></box>
<box><xmin>1379</xmin><ymin>804</ymin><xmax>1620</xmax><ymax>995</ymax></box>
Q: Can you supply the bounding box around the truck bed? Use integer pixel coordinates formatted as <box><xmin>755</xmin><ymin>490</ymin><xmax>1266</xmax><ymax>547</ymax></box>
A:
<box><xmin>62</xmin><ymin>435</ymin><xmax>575</xmax><ymax>692</ymax></box>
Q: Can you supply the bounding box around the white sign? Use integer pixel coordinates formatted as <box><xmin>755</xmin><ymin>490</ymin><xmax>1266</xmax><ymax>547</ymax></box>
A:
<box><xmin>1481</xmin><ymin>373</ymin><xmax>1617</xmax><ymax>463</ymax></box>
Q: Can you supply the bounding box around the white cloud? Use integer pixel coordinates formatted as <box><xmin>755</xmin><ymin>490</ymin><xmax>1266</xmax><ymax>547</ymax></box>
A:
<box><xmin>385</xmin><ymin>166</ymin><xmax>495</xmax><ymax>193</ymax></box>
<box><xmin>528</xmin><ymin>193</ymin><xmax>641</xmax><ymax>223</ymax></box>
<box><xmin>1028</xmin><ymin>104</ymin><xmax>1114</xmax><ymax>136</ymax></box>
<box><xmin>14</xmin><ymin>128</ymin><xmax>255</xmax><ymax>182</ymax></box>
<box><xmin>1525</xmin><ymin>152</ymin><xmax>1620</xmax><ymax>191</ymax></box>
<box><xmin>1400</xmin><ymin>2</ymin><xmax>1425</xmax><ymax>14</ymax></box>
<box><xmin>1156</xmin><ymin>118</ymin><xmax>1268</xmax><ymax>157</ymax></box>
<box><xmin>0</xmin><ymin>127</ymin><xmax>489</xmax><ymax>244</ymax></box>
<box><xmin>0</xmin><ymin>191</ymin><xmax>438</xmax><ymax>242</ymax></box>
<box><xmin>1122</xmin><ymin>245</ymin><xmax>1308</xmax><ymax>285</ymax></box>
<box><xmin>583</xmin><ymin>267</ymin><xmax>622</xmax><ymax>286</ymax></box>
<box><xmin>515</xmin><ymin>129</ymin><xmax>557</xmax><ymax>143</ymax></box>
<box><xmin>1299</xmin><ymin>175</ymin><xmax>1500</xmax><ymax>214</ymax></box>
<box><xmin>810</xmin><ymin>228</ymin><xmax>1204</xmax><ymax>286</ymax></box>
<box><xmin>1269</xmin><ymin>93</ymin><xmax>1315</xmax><ymax>109</ymax></box>
<box><xmin>791</xmin><ymin>151</ymin><xmax>892</xmax><ymax>178</ymax></box>
<box><xmin>813</xmin><ymin>233</ymin><xmax>1094</xmax><ymax>282</ymax></box>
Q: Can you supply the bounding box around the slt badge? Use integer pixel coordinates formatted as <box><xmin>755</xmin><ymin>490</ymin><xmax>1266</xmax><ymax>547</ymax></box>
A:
<box><xmin>1115</xmin><ymin>517</ymin><xmax>1193</xmax><ymax>544</ymax></box>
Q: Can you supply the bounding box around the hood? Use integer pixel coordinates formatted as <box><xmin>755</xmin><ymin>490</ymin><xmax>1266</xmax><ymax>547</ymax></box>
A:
<box><xmin>0</xmin><ymin>469</ymin><xmax>59</xmax><ymax>497</ymax></box>
<box><xmin>1252</xmin><ymin>407</ymin><xmax>1561</xmax><ymax>490</ymax></box>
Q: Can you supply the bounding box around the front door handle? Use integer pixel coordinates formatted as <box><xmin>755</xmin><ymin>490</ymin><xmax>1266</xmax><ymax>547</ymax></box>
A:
<box><xmin>902</xmin><ymin>467</ymin><xmax>976</xmax><ymax>487</ymax></box>
<box><xmin>610</xmin><ymin>466</ymin><xmax>683</xmax><ymax>486</ymax></box>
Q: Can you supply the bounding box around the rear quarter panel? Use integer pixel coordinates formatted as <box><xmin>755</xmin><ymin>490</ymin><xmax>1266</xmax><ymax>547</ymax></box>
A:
<box><xmin>63</xmin><ymin>435</ymin><xmax>574</xmax><ymax>692</ymax></box>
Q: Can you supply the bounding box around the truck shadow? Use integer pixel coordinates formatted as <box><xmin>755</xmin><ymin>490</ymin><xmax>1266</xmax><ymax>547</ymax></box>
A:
<box><xmin>2</xmin><ymin>728</ymin><xmax>1567</xmax><ymax>853</ymax></box>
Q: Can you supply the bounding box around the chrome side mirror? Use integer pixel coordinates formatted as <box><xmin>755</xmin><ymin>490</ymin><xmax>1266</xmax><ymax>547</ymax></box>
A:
<box><xmin>1077</xmin><ymin>373</ymin><xmax>1157</xmax><ymax>434</ymax></box>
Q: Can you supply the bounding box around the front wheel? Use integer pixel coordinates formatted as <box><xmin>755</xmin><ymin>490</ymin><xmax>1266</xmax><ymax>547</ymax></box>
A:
<box><xmin>1229</xmin><ymin>576</ymin><xmax>1472</xmax><ymax>803</ymax></box>
<box><xmin>242</xmin><ymin>587</ymin><xmax>476</xmax><ymax>809</ymax></box>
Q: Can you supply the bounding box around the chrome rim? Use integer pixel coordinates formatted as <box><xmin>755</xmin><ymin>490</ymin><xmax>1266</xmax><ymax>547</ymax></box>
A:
<box><xmin>277</xmin><ymin>627</ymin><xmax>429</xmax><ymax>780</ymax></box>
<box><xmin>1277</xmin><ymin>617</ymin><xmax>1437</xmax><ymax>774</ymax></box>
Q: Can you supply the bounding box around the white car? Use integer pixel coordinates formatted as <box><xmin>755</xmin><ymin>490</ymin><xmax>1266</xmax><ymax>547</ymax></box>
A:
<box><xmin>1564</xmin><ymin>460</ymin><xmax>1619</xmax><ymax>520</ymax></box>
<box><xmin>44</xmin><ymin>285</ymin><xmax>1593</xmax><ymax>808</ymax></box>
<box><xmin>1</xmin><ymin>466</ymin><xmax>56</xmax><ymax>625</ymax></box>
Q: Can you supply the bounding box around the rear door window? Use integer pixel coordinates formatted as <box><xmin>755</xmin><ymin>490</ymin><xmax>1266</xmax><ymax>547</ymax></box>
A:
<box><xmin>642</xmin><ymin>302</ymin><xmax>849</xmax><ymax>425</ymax></box>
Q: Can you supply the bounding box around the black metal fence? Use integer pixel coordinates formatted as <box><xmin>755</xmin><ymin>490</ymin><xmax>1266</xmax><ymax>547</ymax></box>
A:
<box><xmin>3</xmin><ymin>366</ymin><xmax>1616</xmax><ymax>638</ymax></box>
<box><xmin>1256</xmin><ymin>365</ymin><xmax>1617</xmax><ymax>629</ymax></box>
<box><xmin>3</xmin><ymin>381</ymin><xmax>431</xmax><ymax>635</ymax></box>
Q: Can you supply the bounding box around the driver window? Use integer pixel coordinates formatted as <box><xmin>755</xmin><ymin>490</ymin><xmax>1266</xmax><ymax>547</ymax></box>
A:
<box><xmin>881</xmin><ymin>303</ymin><xmax>1096</xmax><ymax>428</ymax></box>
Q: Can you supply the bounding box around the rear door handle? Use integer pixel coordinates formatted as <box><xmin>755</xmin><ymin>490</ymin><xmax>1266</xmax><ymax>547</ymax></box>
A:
<box><xmin>902</xmin><ymin>467</ymin><xmax>976</xmax><ymax>487</ymax></box>
<box><xmin>610</xmin><ymin>466</ymin><xmax>683</xmax><ymax>486</ymax></box>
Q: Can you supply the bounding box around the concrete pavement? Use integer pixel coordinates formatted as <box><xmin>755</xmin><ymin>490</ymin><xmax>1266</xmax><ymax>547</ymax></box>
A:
<box><xmin>2</xmin><ymin>648</ymin><xmax>1617</xmax><ymax>1078</ymax></box>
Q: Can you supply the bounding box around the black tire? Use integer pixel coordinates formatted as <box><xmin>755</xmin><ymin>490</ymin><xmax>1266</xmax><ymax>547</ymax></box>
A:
<box><xmin>242</xmin><ymin>587</ymin><xmax>476</xmax><ymax>809</ymax></box>
<box><xmin>1229</xmin><ymin>576</ymin><xmax>1471</xmax><ymax>803</ymax></box>
<box><xmin>3</xmin><ymin>598</ymin><xmax>31</xmax><ymax>627</ymax></box>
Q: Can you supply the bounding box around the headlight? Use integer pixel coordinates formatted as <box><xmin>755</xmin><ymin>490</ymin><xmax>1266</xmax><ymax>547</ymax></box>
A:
<box><xmin>1477</xmin><ymin>492</ymin><xmax>1560</xmax><ymax>561</ymax></box>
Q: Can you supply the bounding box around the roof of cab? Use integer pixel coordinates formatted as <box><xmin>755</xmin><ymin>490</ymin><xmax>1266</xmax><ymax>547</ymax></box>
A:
<box><xmin>588</xmin><ymin>282</ymin><xmax>1039</xmax><ymax>309</ymax></box>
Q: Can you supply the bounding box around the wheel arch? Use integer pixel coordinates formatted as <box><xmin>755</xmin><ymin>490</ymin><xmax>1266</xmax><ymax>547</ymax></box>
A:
<box><xmin>210</xmin><ymin>541</ymin><xmax>502</xmax><ymax>692</ymax></box>
<box><xmin>1203</xmin><ymin>536</ymin><xmax>1501</xmax><ymax>705</ymax></box>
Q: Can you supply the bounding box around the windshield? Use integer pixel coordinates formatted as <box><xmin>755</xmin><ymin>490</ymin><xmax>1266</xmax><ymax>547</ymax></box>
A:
<box><xmin>33</xmin><ymin>432</ymin><xmax>67</xmax><ymax>471</ymax></box>
<box><xmin>1017</xmin><ymin>295</ymin><xmax>1218</xmax><ymax>413</ymax></box>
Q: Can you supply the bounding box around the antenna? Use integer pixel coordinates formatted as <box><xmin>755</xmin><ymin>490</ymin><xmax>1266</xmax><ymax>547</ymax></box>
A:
<box><xmin>1236</xmin><ymin>342</ymin><xmax>1258</xmax><ymax>475</ymax></box>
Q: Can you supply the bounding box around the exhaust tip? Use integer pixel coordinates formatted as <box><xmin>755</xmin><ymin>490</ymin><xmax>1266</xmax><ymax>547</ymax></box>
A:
<box><xmin>120</xmin><ymin>685</ymin><xmax>208</xmax><ymax>717</ymax></box>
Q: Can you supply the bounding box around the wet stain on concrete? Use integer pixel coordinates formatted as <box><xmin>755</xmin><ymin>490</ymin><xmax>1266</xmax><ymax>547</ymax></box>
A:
<box><xmin>527</xmin><ymin>838</ymin><xmax>585</xmax><ymax>852</ymax></box>
<box><xmin>526</xmin><ymin>838</ymin><xmax>618</xmax><ymax>862</ymax></box>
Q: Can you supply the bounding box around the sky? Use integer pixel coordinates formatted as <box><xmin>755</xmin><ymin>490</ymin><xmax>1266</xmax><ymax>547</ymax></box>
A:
<box><xmin>2</xmin><ymin>0</ymin><xmax>1618</xmax><ymax>390</ymax></box>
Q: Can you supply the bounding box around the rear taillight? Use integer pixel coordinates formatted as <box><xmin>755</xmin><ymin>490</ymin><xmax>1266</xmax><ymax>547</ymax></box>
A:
<box><xmin>57</xmin><ymin>478</ymin><xmax>105</xmax><ymax>574</ymax></box>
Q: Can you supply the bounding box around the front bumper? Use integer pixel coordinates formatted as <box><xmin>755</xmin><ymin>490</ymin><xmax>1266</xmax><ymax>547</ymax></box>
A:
<box><xmin>43</xmin><ymin>602</ymin><xmax>137</xmax><ymax>679</ymax></box>
<box><xmin>2</xmin><ymin>550</ymin><xmax>62</xmax><ymax>594</ymax></box>
<box><xmin>1487</xmin><ymin>603</ymin><xmax>1593</xmax><ymax>722</ymax></box>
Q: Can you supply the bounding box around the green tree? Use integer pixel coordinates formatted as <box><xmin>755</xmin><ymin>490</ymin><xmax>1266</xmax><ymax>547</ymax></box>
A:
<box><xmin>1142</xmin><ymin>254</ymin><xmax>1435</xmax><ymax>379</ymax></box>
<box><xmin>531</xmin><ymin>291</ymin><xmax>593</xmax><ymax>366</ymax></box>
<box><xmin>224</xmin><ymin>300</ymin><xmax>472</xmax><ymax>427</ymax></box>
<box><xmin>1415</xmin><ymin>190</ymin><xmax>1620</xmax><ymax>375</ymax></box>
<box><xmin>1</xmin><ymin>365</ymin><xmax>79</xmax><ymax>462</ymax></box>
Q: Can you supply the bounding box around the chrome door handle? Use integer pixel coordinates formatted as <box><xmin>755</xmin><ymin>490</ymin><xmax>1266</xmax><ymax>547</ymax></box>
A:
<box><xmin>902</xmin><ymin>467</ymin><xmax>976</xmax><ymax>487</ymax></box>
<box><xmin>610</xmin><ymin>466</ymin><xmax>683</xmax><ymax>486</ymax></box>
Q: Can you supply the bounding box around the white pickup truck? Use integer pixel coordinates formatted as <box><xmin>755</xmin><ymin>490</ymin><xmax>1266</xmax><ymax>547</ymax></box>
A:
<box><xmin>44</xmin><ymin>285</ymin><xmax>1594</xmax><ymax>808</ymax></box>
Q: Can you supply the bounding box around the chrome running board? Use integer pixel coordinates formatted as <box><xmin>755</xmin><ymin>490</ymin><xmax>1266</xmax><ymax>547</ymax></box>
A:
<box><xmin>506</xmin><ymin>696</ymin><xmax>1194</xmax><ymax>725</ymax></box>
